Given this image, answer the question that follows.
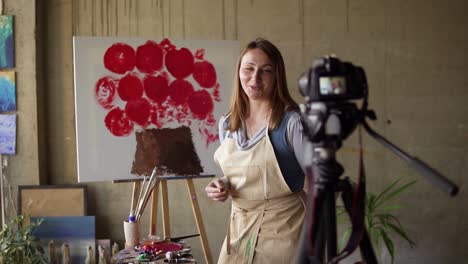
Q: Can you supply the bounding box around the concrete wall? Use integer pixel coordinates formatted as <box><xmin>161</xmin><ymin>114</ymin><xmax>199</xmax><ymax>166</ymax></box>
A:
<box><xmin>7</xmin><ymin>0</ymin><xmax>467</xmax><ymax>263</ymax></box>
<box><xmin>1</xmin><ymin>0</ymin><xmax>45</xmax><ymax>222</ymax></box>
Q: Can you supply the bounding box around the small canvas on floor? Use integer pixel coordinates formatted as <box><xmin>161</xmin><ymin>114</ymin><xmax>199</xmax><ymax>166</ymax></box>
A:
<box><xmin>31</xmin><ymin>216</ymin><xmax>96</xmax><ymax>263</ymax></box>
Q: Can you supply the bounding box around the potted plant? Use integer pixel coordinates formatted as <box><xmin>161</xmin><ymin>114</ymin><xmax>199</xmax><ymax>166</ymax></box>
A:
<box><xmin>0</xmin><ymin>214</ymin><xmax>48</xmax><ymax>264</ymax></box>
<box><xmin>338</xmin><ymin>178</ymin><xmax>417</xmax><ymax>263</ymax></box>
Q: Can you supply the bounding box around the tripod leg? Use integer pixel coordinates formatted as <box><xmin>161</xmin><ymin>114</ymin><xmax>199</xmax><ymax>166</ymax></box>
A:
<box><xmin>338</xmin><ymin>179</ymin><xmax>378</xmax><ymax>264</ymax></box>
<box><xmin>314</xmin><ymin>213</ymin><xmax>325</xmax><ymax>262</ymax></box>
<box><xmin>296</xmin><ymin>177</ymin><xmax>327</xmax><ymax>264</ymax></box>
<box><xmin>359</xmin><ymin>230</ymin><xmax>377</xmax><ymax>264</ymax></box>
<box><xmin>324</xmin><ymin>190</ymin><xmax>337</xmax><ymax>260</ymax></box>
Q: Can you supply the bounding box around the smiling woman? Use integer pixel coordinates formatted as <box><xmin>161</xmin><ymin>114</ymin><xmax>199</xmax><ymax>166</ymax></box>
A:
<box><xmin>239</xmin><ymin>48</ymin><xmax>275</xmax><ymax>102</ymax></box>
<box><xmin>205</xmin><ymin>38</ymin><xmax>308</xmax><ymax>264</ymax></box>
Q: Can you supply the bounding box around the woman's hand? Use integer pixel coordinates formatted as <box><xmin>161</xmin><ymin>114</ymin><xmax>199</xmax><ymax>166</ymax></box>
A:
<box><xmin>205</xmin><ymin>178</ymin><xmax>230</xmax><ymax>202</ymax></box>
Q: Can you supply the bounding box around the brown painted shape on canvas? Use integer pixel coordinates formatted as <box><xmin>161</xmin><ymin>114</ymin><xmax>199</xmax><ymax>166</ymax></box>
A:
<box><xmin>131</xmin><ymin>126</ymin><xmax>203</xmax><ymax>176</ymax></box>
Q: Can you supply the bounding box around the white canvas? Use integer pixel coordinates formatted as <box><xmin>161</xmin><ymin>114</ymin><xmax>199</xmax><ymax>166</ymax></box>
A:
<box><xmin>73</xmin><ymin>36</ymin><xmax>239</xmax><ymax>182</ymax></box>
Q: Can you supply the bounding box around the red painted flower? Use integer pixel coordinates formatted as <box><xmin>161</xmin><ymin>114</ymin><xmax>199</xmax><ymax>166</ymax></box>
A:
<box><xmin>168</xmin><ymin>79</ymin><xmax>194</xmax><ymax>105</ymax></box>
<box><xmin>188</xmin><ymin>90</ymin><xmax>214</xmax><ymax>120</ymax></box>
<box><xmin>193</xmin><ymin>61</ymin><xmax>217</xmax><ymax>88</ymax></box>
<box><xmin>104</xmin><ymin>43</ymin><xmax>136</xmax><ymax>74</ymax></box>
<box><xmin>118</xmin><ymin>73</ymin><xmax>143</xmax><ymax>101</ymax></box>
<box><xmin>104</xmin><ymin>107</ymin><xmax>134</xmax><ymax>136</ymax></box>
<box><xmin>165</xmin><ymin>48</ymin><xmax>194</xmax><ymax>79</ymax></box>
<box><xmin>125</xmin><ymin>98</ymin><xmax>151</xmax><ymax>127</ymax></box>
<box><xmin>144</xmin><ymin>74</ymin><xmax>169</xmax><ymax>104</ymax></box>
<box><xmin>136</xmin><ymin>41</ymin><xmax>164</xmax><ymax>74</ymax></box>
<box><xmin>95</xmin><ymin>76</ymin><xmax>117</xmax><ymax>109</ymax></box>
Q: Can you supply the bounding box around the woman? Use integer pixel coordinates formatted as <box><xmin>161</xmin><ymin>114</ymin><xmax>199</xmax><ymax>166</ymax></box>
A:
<box><xmin>205</xmin><ymin>38</ymin><xmax>307</xmax><ymax>263</ymax></box>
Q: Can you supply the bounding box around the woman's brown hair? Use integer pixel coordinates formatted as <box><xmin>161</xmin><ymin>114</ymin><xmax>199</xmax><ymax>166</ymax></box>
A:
<box><xmin>227</xmin><ymin>38</ymin><xmax>299</xmax><ymax>132</ymax></box>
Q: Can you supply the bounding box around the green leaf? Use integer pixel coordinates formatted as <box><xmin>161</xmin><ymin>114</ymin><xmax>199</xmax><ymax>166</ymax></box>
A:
<box><xmin>376</xmin><ymin>213</ymin><xmax>401</xmax><ymax>228</ymax></box>
<box><xmin>380</xmin><ymin>229</ymin><xmax>395</xmax><ymax>264</ymax></box>
<box><xmin>372</xmin><ymin>227</ymin><xmax>382</xmax><ymax>258</ymax></box>
<box><xmin>339</xmin><ymin>227</ymin><xmax>352</xmax><ymax>250</ymax></box>
<box><xmin>373</xmin><ymin>178</ymin><xmax>403</xmax><ymax>205</ymax></box>
<box><xmin>366</xmin><ymin>193</ymin><xmax>377</xmax><ymax>212</ymax></box>
<box><xmin>375</xmin><ymin>180</ymin><xmax>417</xmax><ymax>208</ymax></box>
<box><xmin>387</xmin><ymin>222</ymin><xmax>416</xmax><ymax>247</ymax></box>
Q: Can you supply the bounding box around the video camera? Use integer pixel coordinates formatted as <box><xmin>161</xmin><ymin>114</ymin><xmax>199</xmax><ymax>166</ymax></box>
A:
<box><xmin>298</xmin><ymin>55</ymin><xmax>368</xmax><ymax>102</ymax></box>
<box><xmin>297</xmin><ymin>56</ymin><xmax>370</xmax><ymax>143</ymax></box>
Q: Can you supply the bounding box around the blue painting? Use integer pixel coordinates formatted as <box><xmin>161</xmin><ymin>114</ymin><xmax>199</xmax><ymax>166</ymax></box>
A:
<box><xmin>32</xmin><ymin>216</ymin><xmax>96</xmax><ymax>264</ymax></box>
<box><xmin>0</xmin><ymin>114</ymin><xmax>15</xmax><ymax>154</ymax></box>
<box><xmin>0</xmin><ymin>71</ymin><xmax>16</xmax><ymax>111</ymax></box>
<box><xmin>0</xmin><ymin>15</ymin><xmax>14</xmax><ymax>69</ymax></box>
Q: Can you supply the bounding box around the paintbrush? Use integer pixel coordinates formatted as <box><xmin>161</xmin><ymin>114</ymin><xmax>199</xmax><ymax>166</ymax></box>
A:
<box><xmin>135</xmin><ymin>171</ymin><xmax>153</xmax><ymax>220</ymax></box>
<box><xmin>136</xmin><ymin>176</ymin><xmax>159</xmax><ymax>221</ymax></box>
<box><xmin>135</xmin><ymin>167</ymin><xmax>159</xmax><ymax>221</ymax></box>
<box><xmin>129</xmin><ymin>176</ymin><xmax>145</xmax><ymax>221</ymax></box>
<box><xmin>135</xmin><ymin>176</ymin><xmax>147</xmax><ymax>212</ymax></box>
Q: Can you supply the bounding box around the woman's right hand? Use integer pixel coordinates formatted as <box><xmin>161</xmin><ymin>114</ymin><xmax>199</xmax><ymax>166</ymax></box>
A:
<box><xmin>205</xmin><ymin>178</ymin><xmax>230</xmax><ymax>202</ymax></box>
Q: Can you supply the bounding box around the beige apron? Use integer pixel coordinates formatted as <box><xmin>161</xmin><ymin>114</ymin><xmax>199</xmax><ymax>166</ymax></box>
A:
<box><xmin>214</xmin><ymin>128</ymin><xmax>305</xmax><ymax>264</ymax></box>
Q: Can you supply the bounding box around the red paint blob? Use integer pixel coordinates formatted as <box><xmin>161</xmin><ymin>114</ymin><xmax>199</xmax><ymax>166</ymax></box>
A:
<box><xmin>144</xmin><ymin>75</ymin><xmax>169</xmax><ymax>104</ymax></box>
<box><xmin>125</xmin><ymin>98</ymin><xmax>151</xmax><ymax>127</ymax></box>
<box><xmin>194</xmin><ymin>49</ymin><xmax>205</xmax><ymax>60</ymax></box>
<box><xmin>103</xmin><ymin>43</ymin><xmax>136</xmax><ymax>74</ymax></box>
<box><xmin>141</xmin><ymin>241</ymin><xmax>183</xmax><ymax>253</ymax></box>
<box><xmin>165</xmin><ymin>48</ymin><xmax>194</xmax><ymax>79</ymax></box>
<box><xmin>213</xmin><ymin>83</ymin><xmax>221</xmax><ymax>102</ymax></box>
<box><xmin>160</xmin><ymin>38</ymin><xmax>176</xmax><ymax>52</ymax></box>
<box><xmin>188</xmin><ymin>90</ymin><xmax>214</xmax><ymax>120</ymax></box>
<box><xmin>148</xmin><ymin>103</ymin><xmax>159</xmax><ymax>127</ymax></box>
<box><xmin>104</xmin><ymin>107</ymin><xmax>134</xmax><ymax>136</ymax></box>
<box><xmin>95</xmin><ymin>76</ymin><xmax>117</xmax><ymax>109</ymax></box>
<box><xmin>118</xmin><ymin>73</ymin><xmax>143</xmax><ymax>101</ymax></box>
<box><xmin>136</xmin><ymin>41</ymin><xmax>164</xmax><ymax>74</ymax></box>
<box><xmin>193</xmin><ymin>61</ymin><xmax>217</xmax><ymax>88</ymax></box>
<box><xmin>168</xmin><ymin>79</ymin><xmax>194</xmax><ymax>105</ymax></box>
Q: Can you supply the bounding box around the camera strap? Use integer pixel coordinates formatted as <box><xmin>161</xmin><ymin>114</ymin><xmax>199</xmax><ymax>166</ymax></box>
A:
<box><xmin>331</xmin><ymin>126</ymin><xmax>367</xmax><ymax>263</ymax></box>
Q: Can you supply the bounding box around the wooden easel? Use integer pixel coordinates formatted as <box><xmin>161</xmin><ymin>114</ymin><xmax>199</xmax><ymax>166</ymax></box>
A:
<box><xmin>130</xmin><ymin>175</ymin><xmax>214</xmax><ymax>264</ymax></box>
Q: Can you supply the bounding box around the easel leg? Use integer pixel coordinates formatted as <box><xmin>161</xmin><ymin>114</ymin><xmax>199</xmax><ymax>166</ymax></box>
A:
<box><xmin>149</xmin><ymin>181</ymin><xmax>160</xmax><ymax>236</ymax></box>
<box><xmin>161</xmin><ymin>180</ymin><xmax>171</xmax><ymax>239</ymax></box>
<box><xmin>186</xmin><ymin>178</ymin><xmax>213</xmax><ymax>264</ymax></box>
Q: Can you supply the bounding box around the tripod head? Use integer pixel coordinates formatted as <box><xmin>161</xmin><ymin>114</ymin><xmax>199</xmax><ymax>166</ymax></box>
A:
<box><xmin>298</xmin><ymin>55</ymin><xmax>373</xmax><ymax>163</ymax></box>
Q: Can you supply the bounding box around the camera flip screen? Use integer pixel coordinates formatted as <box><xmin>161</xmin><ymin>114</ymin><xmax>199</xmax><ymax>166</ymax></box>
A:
<box><xmin>319</xmin><ymin>76</ymin><xmax>346</xmax><ymax>96</ymax></box>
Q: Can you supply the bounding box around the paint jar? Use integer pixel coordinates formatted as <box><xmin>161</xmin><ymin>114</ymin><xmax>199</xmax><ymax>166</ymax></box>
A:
<box><xmin>123</xmin><ymin>221</ymin><xmax>141</xmax><ymax>248</ymax></box>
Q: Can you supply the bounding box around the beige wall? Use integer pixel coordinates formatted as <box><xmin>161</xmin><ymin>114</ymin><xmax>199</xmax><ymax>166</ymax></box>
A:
<box><xmin>1</xmin><ymin>0</ymin><xmax>45</xmax><ymax>221</ymax></box>
<box><xmin>5</xmin><ymin>0</ymin><xmax>467</xmax><ymax>263</ymax></box>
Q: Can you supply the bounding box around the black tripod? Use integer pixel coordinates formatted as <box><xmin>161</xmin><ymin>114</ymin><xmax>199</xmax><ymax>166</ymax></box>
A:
<box><xmin>297</xmin><ymin>137</ymin><xmax>377</xmax><ymax>264</ymax></box>
<box><xmin>296</xmin><ymin>105</ymin><xmax>459</xmax><ymax>264</ymax></box>
<box><xmin>295</xmin><ymin>55</ymin><xmax>458</xmax><ymax>263</ymax></box>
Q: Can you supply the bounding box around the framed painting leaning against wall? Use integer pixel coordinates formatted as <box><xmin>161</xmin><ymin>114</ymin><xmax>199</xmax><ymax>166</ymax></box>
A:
<box><xmin>18</xmin><ymin>185</ymin><xmax>88</xmax><ymax>217</ymax></box>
